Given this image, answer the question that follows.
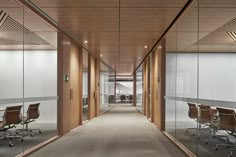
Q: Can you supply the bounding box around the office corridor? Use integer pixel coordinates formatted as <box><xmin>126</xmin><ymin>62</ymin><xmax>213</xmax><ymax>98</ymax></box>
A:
<box><xmin>29</xmin><ymin>105</ymin><xmax>185</xmax><ymax>157</ymax></box>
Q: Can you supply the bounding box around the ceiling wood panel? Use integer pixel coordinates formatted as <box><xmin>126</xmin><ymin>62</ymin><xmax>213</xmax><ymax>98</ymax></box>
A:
<box><xmin>28</xmin><ymin>0</ymin><xmax>189</xmax><ymax>74</ymax></box>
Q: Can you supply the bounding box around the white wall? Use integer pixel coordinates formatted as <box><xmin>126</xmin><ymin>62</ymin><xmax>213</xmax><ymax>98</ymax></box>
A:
<box><xmin>0</xmin><ymin>50</ymin><xmax>57</xmax><ymax>123</ymax></box>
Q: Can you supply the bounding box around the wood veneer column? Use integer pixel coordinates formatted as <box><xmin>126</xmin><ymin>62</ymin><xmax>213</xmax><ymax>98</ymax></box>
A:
<box><xmin>57</xmin><ymin>32</ymin><xmax>71</xmax><ymax>135</ymax></box>
<box><xmin>152</xmin><ymin>39</ymin><xmax>166</xmax><ymax>131</ymax></box>
<box><xmin>88</xmin><ymin>54</ymin><xmax>96</xmax><ymax>119</ymax></box>
<box><xmin>95</xmin><ymin>59</ymin><xmax>100</xmax><ymax>116</ymax></box>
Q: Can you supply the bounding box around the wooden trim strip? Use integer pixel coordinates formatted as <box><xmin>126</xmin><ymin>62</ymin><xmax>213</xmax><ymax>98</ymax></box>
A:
<box><xmin>15</xmin><ymin>135</ymin><xmax>60</xmax><ymax>157</ymax></box>
<box><xmin>162</xmin><ymin>132</ymin><xmax>196</xmax><ymax>157</ymax></box>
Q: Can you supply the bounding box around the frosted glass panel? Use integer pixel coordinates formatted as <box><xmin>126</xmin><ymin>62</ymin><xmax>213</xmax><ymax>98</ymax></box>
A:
<box><xmin>0</xmin><ymin>51</ymin><xmax>23</xmax><ymax>99</ymax></box>
<box><xmin>24</xmin><ymin>50</ymin><xmax>57</xmax><ymax>97</ymax></box>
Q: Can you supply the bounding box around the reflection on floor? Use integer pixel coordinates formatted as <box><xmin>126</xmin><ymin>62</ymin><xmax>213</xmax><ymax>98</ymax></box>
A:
<box><xmin>29</xmin><ymin>105</ymin><xmax>184</xmax><ymax>157</ymax></box>
<box><xmin>166</xmin><ymin>121</ymin><xmax>236</xmax><ymax>157</ymax></box>
<box><xmin>0</xmin><ymin>123</ymin><xmax>57</xmax><ymax>157</ymax></box>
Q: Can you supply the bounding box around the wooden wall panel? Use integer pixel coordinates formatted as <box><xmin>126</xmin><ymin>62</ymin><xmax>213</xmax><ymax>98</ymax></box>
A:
<box><xmin>95</xmin><ymin>60</ymin><xmax>100</xmax><ymax>116</ymax></box>
<box><xmin>69</xmin><ymin>43</ymin><xmax>82</xmax><ymax>128</ymax></box>
<box><xmin>58</xmin><ymin>32</ymin><xmax>83</xmax><ymax>135</ymax></box>
<box><xmin>57</xmin><ymin>32</ymin><xmax>71</xmax><ymax>135</ymax></box>
<box><xmin>88</xmin><ymin>54</ymin><xmax>96</xmax><ymax>119</ymax></box>
<box><xmin>151</xmin><ymin>39</ymin><xmax>166</xmax><ymax>131</ymax></box>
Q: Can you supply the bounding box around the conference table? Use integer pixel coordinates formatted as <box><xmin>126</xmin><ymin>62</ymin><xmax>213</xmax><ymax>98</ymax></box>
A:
<box><xmin>0</xmin><ymin>107</ymin><xmax>6</xmax><ymax>111</ymax></box>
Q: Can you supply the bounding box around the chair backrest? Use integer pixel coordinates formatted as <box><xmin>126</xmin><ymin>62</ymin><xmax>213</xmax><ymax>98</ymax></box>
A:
<box><xmin>187</xmin><ymin>103</ymin><xmax>198</xmax><ymax>119</ymax></box>
<box><xmin>120</xmin><ymin>95</ymin><xmax>126</xmax><ymax>100</ymax></box>
<box><xmin>3</xmin><ymin>105</ymin><xmax>22</xmax><ymax>126</ymax></box>
<box><xmin>216</xmin><ymin>107</ymin><xmax>236</xmax><ymax>132</ymax></box>
<box><xmin>27</xmin><ymin>103</ymin><xmax>40</xmax><ymax>120</ymax></box>
<box><xmin>128</xmin><ymin>95</ymin><xmax>133</xmax><ymax>100</ymax></box>
<box><xmin>199</xmin><ymin>104</ymin><xmax>212</xmax><ymax>123</ymax></box>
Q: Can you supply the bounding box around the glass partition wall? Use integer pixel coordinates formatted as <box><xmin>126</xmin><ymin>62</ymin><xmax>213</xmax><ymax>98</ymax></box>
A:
<box><xmin>136</xmin><ymin>67</ymin><xmax>143</xmax><ymax>112</ymax></box>
<box><xmin>0</xmin><ymin>2</ymin><xmax>58</xmax><ymax>156</ymax></box>
<box><xmin>165</xmin><ymin>1</ymin><xmax>236</xmax><ymax>157</ymax></box>
<box><xmin>100</xmin><ymin>62</ymin><xmax>115</xmax><ymax>114</ymax></box>
<box><xmin>82</xmin><ymin>52</ymin><xmax>89</xmax><ymax>121</ymax></box>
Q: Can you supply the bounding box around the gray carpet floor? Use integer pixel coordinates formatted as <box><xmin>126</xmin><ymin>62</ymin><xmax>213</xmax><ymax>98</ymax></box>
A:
<box><xmin>0</xmin><ymin>123</ymin><xmax>57</xmax><ymax>157</ymax></box>
<box><xmin>29</xmin><ymin>105</ymin><xmax>185</xmax><ymax>157</ymax></box>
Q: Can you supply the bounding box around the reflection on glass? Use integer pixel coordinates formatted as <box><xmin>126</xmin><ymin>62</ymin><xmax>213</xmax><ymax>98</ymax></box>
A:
<box><xmin>165</xmin><ymin>0</ymin><xmax>236</xmax><ymax>157</ymax></box>
<box><xmin>0</xmin><ymin>3</ymin><xmax>58</xmax><ymax>156</ymax></box>
<box><xmin>82</xmin><ymin>52</ymin><xmax>88</xmax><ymax>121</ymax></box>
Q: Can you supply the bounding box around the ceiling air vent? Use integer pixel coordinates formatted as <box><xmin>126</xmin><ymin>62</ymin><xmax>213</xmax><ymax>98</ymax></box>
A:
<box><xmin>227</xmin><ymin>32</ymin><xmax>236</xmax><ymax>42</ymax></box>
<box><xmin>0</xmin><ymin>10</ymin><xmax>30</xmax><ymax>32</ymax></box>
<box><xmin>0</xmin><ymin>9</ymin><xmax>50</xmax><ymax>46</ymax></box>
<box><xmin>223</xmin><ymin>18</ymin><xmax>236</xmax><ymax>27</ymax></box>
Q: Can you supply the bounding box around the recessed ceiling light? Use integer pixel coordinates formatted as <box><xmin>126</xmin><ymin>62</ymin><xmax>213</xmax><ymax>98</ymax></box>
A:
<box><xmin>84</xmin><ymin>40</ymin><xmax>88</xmax><ymax>43</ymax></box>
<box><xmin>158</xmin><ymin>46</ymin><xmax>162</xmax><ymax>49</ymax></box>
<box><xmin>100</xmin><ymin>54</ymin><xmax>103</xmax><ymax>57</ymax></box>
<box><xmin>138</xmin><ymin>57</ymin><xmax>141</xmax><ymax>60</ymax></box>
<box><xmin>144</xmin><ymin>46</ymin><xmax>148</xmax><ymax>49</ymax></box>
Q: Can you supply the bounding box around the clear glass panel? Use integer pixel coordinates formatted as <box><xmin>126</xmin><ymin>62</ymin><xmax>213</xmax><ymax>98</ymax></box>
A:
<box><xmin>197</xmin><ymin>0</ymin><xmax>236</xmax><ymax>156</ymax></box>
<box><xmin>175</xmin><ymin>1</ymin><xmax>199</xmax><ymax>155</ymax></box>
<box><xmin>116</xmin><ymin>81</ymin><xmax>133</xmax><ymax>104</ymax></box>
<box><xmin>82</xmin><ymin>52</ymin><xmax>88</xmax><ymax>121</ymax></box>
<box><xmin>22</xmin><ymin>6</ymin><xmax>58</xmax><ymax>154</ymax></box>
<box><xmin>165</xmin><ymin>26</ymin><xmax>177</xmax><ymax>139</ymax></box>
<box><xmin>136</xmin><ymin>67</ymin><xmax>143</xmax><ymax>112</ymax></box>
<box><xmin>148</xmin><ymin>56</ymin><xmax>152</xmax><ymax>119</ymax></box>
<box><xmin>100</xmin><ymin>62</ymin><xmax>113</xmax><ymax>113</ymax></box>
<box><xmin>0</xmin><ymin>4</ymin><xmax>24</xmax><ymax>156</ymax></box>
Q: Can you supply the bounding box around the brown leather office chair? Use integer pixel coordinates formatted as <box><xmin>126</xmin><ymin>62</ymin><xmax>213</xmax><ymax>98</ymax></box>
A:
<box><xmin>16</xmin><ymin>103</ymin><xmax>42</xmax><ymax>137</ymax></box>
<box><xmin>186</xmin><ymin>103</ymin><xmax>198</xmax><ymax>136</ymax></box>
<box><xmin>214</xmin><ymin>107</ymin><xmax>236</xmax><ymax>157</ymax></box>
<box><xmin>0</xmin><ymin>105</ymin><xmax>23</xmax><ymax>147</ymax></box>
<box><xmin>120</xmin><ymin>95</ymin><xmax>126</xmax><ymax>103</ymax></box>
<box><xmin>128</xmin><ymin>95</ymin><xmax>133</xmax><ymax>103</ymax></box>
<box><xmin>198</xmin><ymin>104</ymin><xmax>218</xmax><ymax>143</ymax></box>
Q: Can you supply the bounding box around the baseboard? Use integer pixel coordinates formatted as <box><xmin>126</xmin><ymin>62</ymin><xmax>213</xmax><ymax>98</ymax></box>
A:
<box><xmin>162</xmin><ymin>131</ymin><xmax>196</xmax><ymax>157</ymax></box>
<box><xmin>15</xmin><ymin>135</ymin><xmax>60</xmax><ymax>157</ymax></box>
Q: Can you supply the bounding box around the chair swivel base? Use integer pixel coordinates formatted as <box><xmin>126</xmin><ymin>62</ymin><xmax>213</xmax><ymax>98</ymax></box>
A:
<box><xmin>16</xmin><ymin>128</ymin><xmax>42</xmax><ymax>137</ymax></box>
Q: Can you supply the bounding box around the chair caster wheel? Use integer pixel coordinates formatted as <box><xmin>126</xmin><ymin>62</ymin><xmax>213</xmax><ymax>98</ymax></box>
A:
<box><xmin>21</xmin><ymin>138</ymin><xmax>24</xmax><ymax>142</ymax></box>
<box><xmin>31</xmin><ymin>134</ymin><xmax>34</xmax><ymax>137</ymax></box>
<box><xmin>205</xmin><ymin>141</ymin><xmax>208</xmax><ymax>144</ymax></box>
<box><xmin>9</xmin><ymin>143</ymin><xmax>13</xmax><ymax>147</ymax></box>
<box><xmin>39</xmin><ymin>131</ymin><xmax>42</xmax><ymax>134</ymax></box>
<box><xmin>214</xmin><ymin>147</ymin><xmax>218</xmax><ymax>151</ymax></box>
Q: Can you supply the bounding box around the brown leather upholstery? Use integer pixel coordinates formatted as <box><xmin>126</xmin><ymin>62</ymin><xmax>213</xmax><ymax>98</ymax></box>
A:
<box><xmin>187</xmin><ymin>103</ymin><xmax>198</xmax><ymax>119</ymax></box>
<box><xmin>3</xmin><ymin>105</ymin><xmax>22</xmax><ymax>126</ymax></box>
<box><xmin>216</xmin><ymin>107</ymin><xmax>236</xmax><ymax>132</ymax></box>
<box><xmin>26</xmin><ymin>103</ymin><xmax>40</xmax><ymax>121</ymax></box>
<box><xmin>199</xmin><ymin>104</ymin><xmax>212</xmax><ymax>124</ymax></box>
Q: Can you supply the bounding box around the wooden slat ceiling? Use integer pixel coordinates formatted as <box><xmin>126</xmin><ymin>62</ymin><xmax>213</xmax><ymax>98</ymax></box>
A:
<box><xmin>30</xmin><ymin>0</ymin><xmax>188</xmax><ymax>75</ymax></box>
